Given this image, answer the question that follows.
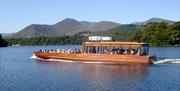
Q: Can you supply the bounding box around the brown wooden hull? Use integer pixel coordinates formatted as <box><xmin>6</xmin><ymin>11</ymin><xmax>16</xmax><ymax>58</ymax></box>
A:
<box><xmin>33</xmin><ymin>52</ymin><xmax>155</xmax><ymax>64</ymax></box>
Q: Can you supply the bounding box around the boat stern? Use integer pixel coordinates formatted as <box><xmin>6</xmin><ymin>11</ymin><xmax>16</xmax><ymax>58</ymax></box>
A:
<box><xmin>149</xmin><ymin>55</ymin><xmax>157</xmax><ymax>64</ymax></box>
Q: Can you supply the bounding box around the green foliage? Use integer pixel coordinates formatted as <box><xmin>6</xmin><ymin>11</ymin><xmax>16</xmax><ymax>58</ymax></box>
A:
<box><xmin>166</xmin><ymin>21</ymin><xmax>180</xmax><ymax>45</ymax></box>
<box><xmin>5</xmin><ymin>35</ymin><xmax>86</xmax><ymax>46</ymax></box>
<box><xmin>0</xmin><ymin>34</ymin><xmax>8</xmax><ymax>47</ymax></box>
<box><xmin>138</xmin><ymin>22</ymin><xmax>180</xmax><ymax>46</ymax></box>
<box><xmin>129</xmin><ymin>29</ymin><xmax>142</xmax><ymax>42</ymax></box>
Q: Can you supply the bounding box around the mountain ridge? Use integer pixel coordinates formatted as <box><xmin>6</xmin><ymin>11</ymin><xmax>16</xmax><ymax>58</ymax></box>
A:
<box><xmin>10</xmin><ymin>17</ymin><xmax>176</xmax><ymax>38</ymax></box>
<box><xmin>12</xmin><ymin>18</ymin><xmax>120</xmax><ymax>38</ymax></box>
<box><xmin>132</xmin><ymin>17</ymin><xmax>175</xmax><ymax>25</ymax></box>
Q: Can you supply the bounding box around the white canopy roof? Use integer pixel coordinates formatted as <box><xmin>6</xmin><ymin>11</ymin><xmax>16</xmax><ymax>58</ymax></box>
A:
<box><xmin>88</xmin><ymin>36</ymin><xmax>112</xmax><ymax>41</ymax></box>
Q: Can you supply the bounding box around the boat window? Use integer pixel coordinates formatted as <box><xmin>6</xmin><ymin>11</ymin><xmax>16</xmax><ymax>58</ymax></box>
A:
<box><xmin>82</xmin><ymin>45</ymin><xmax>147</xmax><ymax>56</ymax></box>
<box><xmin>141</xmin><ymin>46</ymin><xmax>149</xmax><ymax>55</ymax></box>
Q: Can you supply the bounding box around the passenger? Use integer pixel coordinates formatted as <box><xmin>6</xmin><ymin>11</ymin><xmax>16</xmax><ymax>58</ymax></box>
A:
<box><xmin>120</xmin><ymin>48</ymin><xmax>125</xmax><ymax>54</ymax></box>
<box><xmin>114</xmin><ymin>49</ymin><xmax>118</xmax><ymax>54</ymax></box>
<box><xmin>57</xmin><ymin>49</ymin><xmax>60</xmax><ymax>53</ymax></box>
<box><xmin>62</xmin><ymin>49</ymin><xmax>65</xmax><ymax>53</ymax></box>
<box><xmin>125</xmin><ymin>49</ymin><xmax>128</xmax><ymax>55</ymax></box>
<box><xmin>130</xmin><ymin>49</ymin><xmax>135</xmax><ymax>55</ymax></box>
<box><xmin>111</xmin><ymin>48</ymin><xmax>115</xmax><ymax>54</ymax></box>
<box><xmin>126</xmin><ymin>47</ymin><xmax>131</xmax><ymax>55</ymax></box>
<box><xmin>116</xmin><ymin>48</ymin><xmax>120</xmax><ymax>54</ymax></box>
<box><xmin>67</xmin><ymin>49</ymin><xmax>70</xmax><ymax>54</ymax></box>
<box><xmin>52</xmin><ymin>49</ymin><xmax>56</xmax><ymax>53</ymax></box>
<box><xmin>78</xmin><ymin>49</ymin><xmax>81</xmax><ymax>53</ymax></box>
<box><xmin>136</xmin><ymin>48</ymin><xmax>140</xmax><ymax>56</ymax></box>
<box><xmin>92</xmin><ymin>47</ymin><xmax>96</xmax><ymax>53</ymax></box>
<box><xmin>133</xmin><ymin>49</ymin><xmax>138</xmax><ymax>55</ymax></box>
<box><xmin>44</xmin><ymin>49</ymin><xmax>47</xmax><ymax>52</ymax></box>
<box><xmin>105</xmin><ymin>49</ymin><xmax>109</xmax><ymax>54</ymax></box>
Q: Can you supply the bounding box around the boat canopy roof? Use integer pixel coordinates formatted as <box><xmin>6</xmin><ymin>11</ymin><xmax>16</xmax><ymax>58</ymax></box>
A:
<box><xmin>82</xmin><ymin>42</ymin><xmax>148</xmax><ymax>47</ymax></box>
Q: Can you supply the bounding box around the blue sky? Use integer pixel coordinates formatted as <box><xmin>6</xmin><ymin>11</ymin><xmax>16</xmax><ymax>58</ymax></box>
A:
<box><xmin>0</xmin><ymin>0</ymin><xmax>180</xmax><ymax>33</ymax></box>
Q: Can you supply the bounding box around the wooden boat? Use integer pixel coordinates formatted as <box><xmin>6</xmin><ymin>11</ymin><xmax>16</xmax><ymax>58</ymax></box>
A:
<box><xmin>32</xmin><ymin>36</ymin><xmax>156</xmax><ymax>64</ymax></box>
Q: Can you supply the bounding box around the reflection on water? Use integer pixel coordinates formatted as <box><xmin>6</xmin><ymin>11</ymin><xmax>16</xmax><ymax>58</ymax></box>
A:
<box><xmin>32</xmin><ymin>60</ymin><xmax>150</xmax><ymax>91</ymax></box>
<box><xmin>80</xmin><ymin>63</ymin><xmax>149</xmax><ymax>91</ymax></box>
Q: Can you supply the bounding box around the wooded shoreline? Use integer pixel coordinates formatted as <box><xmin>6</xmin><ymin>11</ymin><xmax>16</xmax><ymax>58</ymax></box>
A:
<box><xmin>1</xmin><ymin>21</ymin><xmax>180</xmax><ymax>46</ymax></box>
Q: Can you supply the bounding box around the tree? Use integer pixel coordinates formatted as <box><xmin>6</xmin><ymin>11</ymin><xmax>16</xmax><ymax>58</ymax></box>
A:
<box><xmin>140</xmin><ymin>22</ymin><xmax>156</xmax><ymax>44</ymax></box>
<box><xmin>0</xmin><ymin>34</ymin><xmax>8</xmax><ymax>47</ymax></box>
<box><xmin>130</xmin><ymin>29</ymin><xmax>141</xmax><ymax>42</ymax></box>
<box><xmin>166</xmin><ymin>21</ymin><xmax>180</xmax><ymax>45</ymax></box>
<box><xmin>153</xmin><ymin>22</ymin><xmax>169</xmax><ymax>45</ymax></box>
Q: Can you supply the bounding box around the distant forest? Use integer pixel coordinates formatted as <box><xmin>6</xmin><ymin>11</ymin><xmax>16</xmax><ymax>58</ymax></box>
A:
<box><xmin>3</xmin><ymin>21</ymin><xmax>180</xmax><ymax>46</ymax></box>
<box><xmin>131</xmin><ymin>21</ymin><xmax>180</xmax><ymax>46</ymax></box>
<box><xmin>5</xmin><ymin>35</ymin><xmax>86</xmax><ymax>45</ymax></box>
<box><xmin>0</xmin><ymin>34</ymin><xmax>8</xmax><ymax>47</ymax></box>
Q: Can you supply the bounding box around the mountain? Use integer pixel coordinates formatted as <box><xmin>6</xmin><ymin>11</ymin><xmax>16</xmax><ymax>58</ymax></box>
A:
<box><xmin>95</xmin><ymin>24</ymin><xmax>139</xmax><ymax>41</ymax></box>
<box><xmin>10</xmin><ymin>17</ymin><xmax>176</xmax><ymax>38</ymax></box>
<box><xmin>132</xmin><ymin>17</ymin><xmax>175</xmax><ymax>25</ymax></box>
<box><xmin>0</xmin><ymin>33</ymin><xmax>15</xmax><ymax>38</ymax></box>
<box><xmin>12</xmin><ymin>18</ymin><xmax>120</xmax><ymax>38</ymax></box>
<box><xmin>76</xmin><ymin>24</ymin><xmax>139</xmax><ymax>39</ymax></box>
<box><xmin>12</xmin><ymin>24</ymin><xmax>56</xmax><ymax>38</ymax></box>
<box><xmin>92</xmin><ymin>21</ymin><xmax>121</xmax><ymax>31</ymax></box>
<box><xmin>54</xmin><ymin>18</ymin><xmax>81</xmax><ymax>30</ymax></box>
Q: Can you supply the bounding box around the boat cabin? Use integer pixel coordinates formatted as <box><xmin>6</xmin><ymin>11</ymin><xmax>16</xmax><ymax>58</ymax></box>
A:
<box><xmin>82</xmin><ymin>36</ymin><xmax>149</xmax><ymax>56</ymax></box>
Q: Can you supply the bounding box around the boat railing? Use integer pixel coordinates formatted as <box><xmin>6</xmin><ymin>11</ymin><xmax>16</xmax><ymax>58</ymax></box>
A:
<box><xmin>82</xmin><ymin>47</ymin><xmax>141</xmax><ymax>55</ymax></box>
<box><xmin>35</xmin><ymin>47</ymin><xmax>146</xmax><ymax>56</ymax></box>
<box><xmin>35</xmin><ymin>48</ymin><xmax>81</xmax><ymax>54</ymax></box>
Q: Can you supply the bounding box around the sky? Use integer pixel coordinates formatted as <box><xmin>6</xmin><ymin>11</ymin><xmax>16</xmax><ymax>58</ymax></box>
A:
<box><xmin>0</xmin><ymin>0</ymin><xmax>180</xmax><ymax>33</ymax></box>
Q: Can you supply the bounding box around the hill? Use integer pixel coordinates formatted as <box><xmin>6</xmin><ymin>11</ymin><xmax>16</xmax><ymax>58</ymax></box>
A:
<box><xmin>10</xmin><ymin>17</ymin><xmax>176</xmax><ymax>38</ymax></box>
<box><xmin>90</xmin><ymin>24</ymin><xmax>139</xmax><ymax>41</ymax></box>
<box><xmin>12</xmin><ymin>18</ymin><xmax>120</xmax><ymax>38</ymax></box>
<box><xmin>132</xmin><ymin>17</ymin><xmax>175</xmax><ymax>25</ymax></box>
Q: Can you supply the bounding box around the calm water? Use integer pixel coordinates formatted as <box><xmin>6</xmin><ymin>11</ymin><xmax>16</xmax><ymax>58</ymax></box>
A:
<box><xmin>0</xmin><ymin>45</ymin><xmax>180</xmax><ymax>91</ymax></box>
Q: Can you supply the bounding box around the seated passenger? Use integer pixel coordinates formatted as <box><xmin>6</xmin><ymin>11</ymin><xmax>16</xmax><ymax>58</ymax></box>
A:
<box><xmin>126</xmin><ymin>49</ymin><xmax>130</xmax><ymax>55</ymax></box>
<box><xmin>120</xmin><ymin>48</ymin><xmax>125</xmax><ymax>54</ymax></box>
<box><xmin>130</xmin><ymin>49</ymin><xmax>135</xmax><ymax>55</ymax></box>
<box><xmin>135</xmin><ymin>48</ymin><xmax>140</xmax><ymax>56</ymax></box>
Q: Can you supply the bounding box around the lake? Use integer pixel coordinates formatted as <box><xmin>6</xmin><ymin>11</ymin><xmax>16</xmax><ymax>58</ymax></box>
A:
<box><xmin>0</xmin><ymin>45</ymin><xmax>180</xmax><ymax>91</ymax></box>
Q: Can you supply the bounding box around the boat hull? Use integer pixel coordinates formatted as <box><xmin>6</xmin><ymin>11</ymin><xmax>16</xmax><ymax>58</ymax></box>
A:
<box><xmin>33</xmin><ymin>52</ymin><xmax>155</xmax><ymax>64</ymax></box>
